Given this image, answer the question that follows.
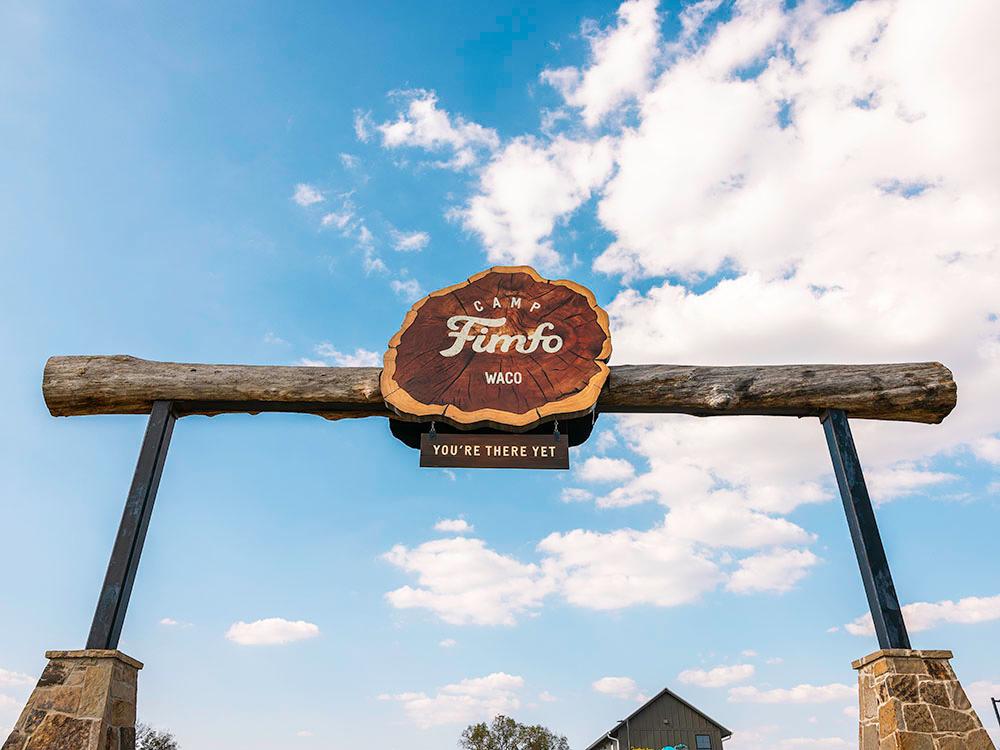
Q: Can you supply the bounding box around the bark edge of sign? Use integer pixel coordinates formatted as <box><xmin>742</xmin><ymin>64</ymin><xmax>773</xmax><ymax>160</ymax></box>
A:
<box><xmin>380</xmin><ymin>265</ymin><xmax>613</xmax><ymax>430</ymax></box>
<box><xmin>41</xmin><ymin>357</ymin><xmax>957</xmax><ymax>424</ymax></box>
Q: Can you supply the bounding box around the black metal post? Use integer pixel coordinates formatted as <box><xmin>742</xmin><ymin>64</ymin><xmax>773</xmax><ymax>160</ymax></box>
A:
<box><xmin>86</xmin><ymin>401</ymin><xmax>176</xmax><ymax>650</ymax></box>
<box><xmin>992</xmin><ymin>697</ymin><xmax>999</xmax><ymax>727</ymax></box>
<box><xmin>822</xmin><ymin>409</ymin><xmax>910</xmax><ymax>650</ymax></box>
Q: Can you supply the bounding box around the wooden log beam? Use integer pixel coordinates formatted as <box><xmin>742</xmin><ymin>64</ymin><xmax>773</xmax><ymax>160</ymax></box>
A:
<box><xmin>42</xmin><ymin>355</ymin><xmax>957</xmax><ymax>424</ymax></box>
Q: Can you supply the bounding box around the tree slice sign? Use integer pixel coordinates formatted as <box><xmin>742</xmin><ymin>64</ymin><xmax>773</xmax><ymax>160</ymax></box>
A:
<box><xmin>381</xmin><ymin>266</ymin><xmax>612</xmax><ymax>429</ymax></box>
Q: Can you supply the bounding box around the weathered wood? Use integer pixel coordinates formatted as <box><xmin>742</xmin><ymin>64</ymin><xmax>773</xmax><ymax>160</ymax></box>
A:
<box><xmin>42</xmin><ymin>356</ymin><xmax>956</xmax><ymax>424</ymax></box>
<box><xmin>598</xmin><ymin>363</ymin><xmax>957</xmax><ymax>424</ymax></box>
<box><xmin>382</xmin><ymin>266</ymin><xmax>612</xmax><ymax>429</ymax></box>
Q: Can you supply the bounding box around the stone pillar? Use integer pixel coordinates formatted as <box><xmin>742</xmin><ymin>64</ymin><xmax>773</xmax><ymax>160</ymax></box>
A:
<box><xmin>2</xmin><ymin>650</ymin><xmax>141</xmax><ymax>750</ymax></box>
<box><xmin>854</xmin><ymin>649</ymin><xmax>995</xmax><ymax>750</ymax></box>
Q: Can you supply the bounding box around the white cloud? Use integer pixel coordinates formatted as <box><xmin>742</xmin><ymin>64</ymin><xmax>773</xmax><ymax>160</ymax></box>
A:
<box><xmin>594</xmin><ymin>431</ymin><xmax>618</xmax><ymax>453</ymax></box>
<box><xmin>541</xmin><ymin>0</ymin><xmax>660</xmax><ymax>127</ymax></box>
<box><xmin>295</xmin><ymin>730</ymin><xmax>315</xmax><ymax>738</ymax></box>
<box><xmin>548</xmin><ymin>0</ymin><xmax>1000</xmax><ymax>580</ymax></box>
<box><xmin>305</xmin><ymin>343</ymin><xmax>381</xmax><ymax>368</ymax></box>
<box><xmin>353</xmin><ymin>109</ymin><xmax>373</xmax><ymax>142</ymax></box>
<box><xmin>339</xmin><ymin>152</ymin><xmax>361</xmax><ymax>170</ymax></box>
<box><xmin>263</xmin><ymin>331</ymin><xmax>288</xmax><ymax>346</ymax></box>
<box><xmin>225</xmin><ymin>618</ymin><xmax>320</xmax><ymax>646</ymax></box>
<box><xmin>0</xmin><ymin>669</ymin><xmax>34</xmax><ymax>688</ymax></box>
<box><xmin>460</xmin><ymin>135</ymin><xmax>615</xmax><ymax>268</ymax></box>
<box><xmin>678</xmin><ymin>664</ymin><xmax>755</xmax><ymax>688</ymax></box>
<box><xmin>378</xmin><ymin>90</ymin><xmax>499</xmax><ymax>169</ymax></box>
<box><xmin>577</xmin><ymin>456</ymin><xmax>636</xmax><ymax>482</ymax></box>
<box><xmin>592</xmin><ymin>676</ymin><xmax>643</xmax><ymax>701</ymax></box>
<box><xmin>972</xmin><ymin>436</ymin><xmax>1000</xmax><ymax>464</ymax></box>
<box><xmin>845</xmin><ymin>594</ymin><xmax>1000</xmax><ymax>636</ymax></box>
<box><xmin>382</xmin><ymin>537</ymin><xmax>554</xmax><ymax>626</ymax></box>
<box><xmin>729</xmin><ymin>683</ymin><xmax>855</xmax><ymax>704</ymax></box>
<box><xmin>439</xmin><ymin>638</ymin><xmax>457</xmax><ymax>649</ymax></box>
<box><xmin>390</xmin><ymin>229</ymin><xmax>430</xmax><ymax>252</ymax></box>
<box><xmin>560</xmin><ymin>487</ymin><xmax>594</xmax><ymax>503</ymax></box>
<box><xmin>866</xmin><ymin>463</ymin><xmax>957</xmax><ymax>504</ymax></box>
<box><xmin>380</xmin><ymin>672</ymin><xmax>523</xmax><ymax>729</ymax></box>
<box><xmin>391</xmin><ymin>278</ymin><xmax>424</xmax><ymax>302</ymax></box>
<box><xmin>158</xmin><ymin>617</ymin><xmax>192</xmax><ymax>628</ymax></box>
<box><xmin>538</xmin><ymin>525</ymin><xmax>723</xmax><ymax>610</ymax></box>
<box><xmin>434</xmin><ymin>518</ymin><xmax>474</xmax><ymax>534</ymax></box>
<box><xmin>538</xmin><ymin>691</ymin><xmax>558</xmax><ymax>703</ymax></box>
<box><xmin>321</xmin><ymin>210</ymin><xmax>354</xmax><ymax>230</ymax></box>
<box><xmin>292</xmin><ymin>183</ymin><xmax>324</xmax><ymax>207</ymax></box>
<box><xmin>726</xmin><ymin>548</ymin><xmax>819</xmax><ymax>594</ymax></box>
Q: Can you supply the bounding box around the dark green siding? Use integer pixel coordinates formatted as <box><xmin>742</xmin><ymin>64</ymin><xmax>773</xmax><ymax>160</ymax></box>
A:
<box><xmin>591</xmin><ymin>691</ymin><xmax>727</xmax><ymax>750</ymax></box>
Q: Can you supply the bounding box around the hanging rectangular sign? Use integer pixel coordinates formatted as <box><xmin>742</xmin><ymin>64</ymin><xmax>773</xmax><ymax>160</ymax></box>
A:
<box><xmin>419</xmin><ymin>433</ymin><xmax>569</xmax><ymax>470</ymax></box>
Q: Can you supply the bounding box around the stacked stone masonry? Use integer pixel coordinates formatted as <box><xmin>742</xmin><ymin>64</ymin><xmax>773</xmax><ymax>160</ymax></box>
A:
<box><xmin>854</xmin><ymin>649</ymin><xmax>995</xmax><ymax>750</ymax></box>
<box><xmin>2</xmin><ymin>650</ymin><xmax>141</xmax><ymax>750</ymax></box>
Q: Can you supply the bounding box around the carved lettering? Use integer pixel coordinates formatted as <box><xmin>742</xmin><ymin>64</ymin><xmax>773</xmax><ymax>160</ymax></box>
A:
<box><xmin>439</xmin><ymin>316</ymin><xmax>564</xmax><ymax>358</ymax></box>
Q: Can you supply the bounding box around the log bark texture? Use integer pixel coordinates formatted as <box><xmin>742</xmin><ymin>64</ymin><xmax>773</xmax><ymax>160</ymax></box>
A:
<box><xmin>43</xmin><ymin>355</ymin><xmax>956</xmax><ymax>424</ymax></box>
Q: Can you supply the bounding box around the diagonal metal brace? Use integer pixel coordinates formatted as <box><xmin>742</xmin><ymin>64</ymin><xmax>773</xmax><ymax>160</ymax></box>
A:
<box><xmin>86</xmin><ymin>401</ymin><xmax>175</xmax><ymax>650</ymax></box>
<box><xmin>822</xmin><ymin>408</ymin><xmax>910</xmax><ymax>650</ymax></box>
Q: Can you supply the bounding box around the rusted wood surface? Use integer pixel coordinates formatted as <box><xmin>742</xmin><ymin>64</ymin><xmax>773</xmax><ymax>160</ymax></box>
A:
<box><xmin>43</xmin><ymin>356</ymin><xmax>956</xmax><ymax>424</ymax></box>
<box><xmin>382</xmin><ymin>266</ymin><xmax>612</xmax><ymax>429</ymax></box>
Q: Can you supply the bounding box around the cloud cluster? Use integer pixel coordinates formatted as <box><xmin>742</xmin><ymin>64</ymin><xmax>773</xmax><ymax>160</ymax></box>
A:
<box><xmin>369</xmin><ymin>0</ymin><xmax>1000</xmax><ymax>661</ymax></box>
<box><xmin>379</xmin><ymin>672</ymin><xmax>523</xmax><ymax>729</ymax></box>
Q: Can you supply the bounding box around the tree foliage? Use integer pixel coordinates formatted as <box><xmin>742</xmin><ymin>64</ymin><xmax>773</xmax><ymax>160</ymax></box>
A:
<box><xmin>136</xmin><ymin>723</ymin><xmax>179</xmax><ymax>750</ymax></box>
<box><xmin>459</xmin><ymin>715</ymin><xmax>569</xmax><ymax>750</ymax></box>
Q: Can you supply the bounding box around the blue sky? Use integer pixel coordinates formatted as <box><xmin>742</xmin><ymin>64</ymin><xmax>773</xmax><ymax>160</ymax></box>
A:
<box><xmin>1</xmin><ymin>1</ymin><xmax>999</xmax><ymax>748</ymax></box>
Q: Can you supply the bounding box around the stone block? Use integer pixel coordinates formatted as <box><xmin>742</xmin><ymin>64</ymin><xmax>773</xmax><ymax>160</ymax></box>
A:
<box><xmin>902</xmin><ymin>703</ymin><xmax>934</xmax><ymax>732</ymax></box>
<box><xmin>888</xmin><ymin>658</ymin><xmax>929</xmax><ymax>675</ymax></box>
<box><xmin>926</xmin><ymin>660</ymin><xmax>955</xmax><ymax>680</ymax></box>
<box><xmin>37</xmin><ymin>662</ymin><xmax>69</xmax><ymax>688</ymax></box>
<box><xmin>918</xmin><ymin>682</ymin><xmax>950</xmax><ymax>708</ymax></box>
<box><xmin>880</xmin><ymin>699</ymin><xmax>903</xmax><ymax>738</ymax></box>
<box><xmin>79</xmin><ymin>663</ymin><xmax>114</xmax><ymax>719</ymax></box>
<box><xmin>895</xmin><ymin>732</ymin><xmax>934</xmax><ymax>750</ymax></box>
<box><xmin>23</xmin><ymin>714</ymin><xmax>93</xmax><ymax>750</ymax></box>
<box><xmin>118</xmin><ymin>727</ymin><xmax>135</xmax><ymax>750</ymax></box>
<box><xmin>886</xmin><ymin>674</ymin><xmax>921</xmax><ymax>703</ymax></box>
<box><xmin>936</xmin><ymin>736</ymin><xmax>965</xmax><ymax>750</ymax></box>
<box><xmin>945</xmin><ymin>681</ymin><xmax>971</xmax><ymax>711</ymax></box>
<box><xmin>927</xmin><ymin>705</ymin><xmax>977</xmax><ymax>732</ymax></box>
<box><xmin>862</xmin><ymin>723</ymin><xmax>880</xmax><ymax>750</ymax></box>
<box><xmin>110</xmin><ymin>699</ymin><xmax>134</xmax><ymax>727</ymax></box>
<box><xmin>36</xmin><ymin>685</ymin><xmax>82</xmax><ymax>714</ymax></box>
<box><xmin>964</xmin><ymin>729</ymin><xmax>997</xmax><ymax>750</ymax></box>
